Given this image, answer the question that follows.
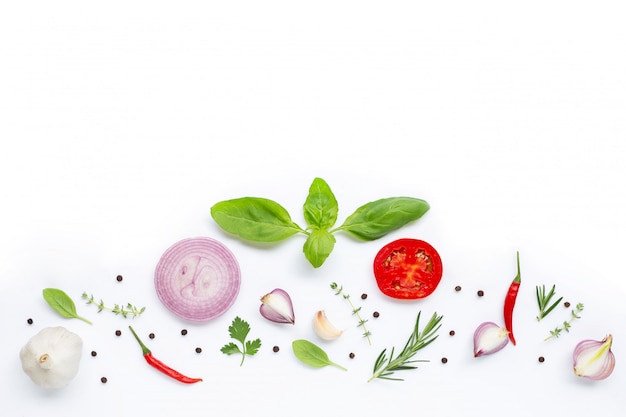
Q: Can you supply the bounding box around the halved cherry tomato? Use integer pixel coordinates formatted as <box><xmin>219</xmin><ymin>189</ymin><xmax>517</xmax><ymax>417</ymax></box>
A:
<box><xmin>373</xmin><ymin>238</ymin><xmax>443</xmax><ymax>299</ymax></box>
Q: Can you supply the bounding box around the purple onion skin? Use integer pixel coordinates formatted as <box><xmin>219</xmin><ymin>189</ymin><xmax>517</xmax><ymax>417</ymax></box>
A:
<box><xmin>473</xmin><ymin>321</ymin><xmax>510</xmax><ymax>358</ymax></box>
<box><xmin>259</xmin><ymin>288</ymin><xmax>295</xmax><ymax>324</ymax></box>
<box><xmin>573</xmin><ymin>335</ymin><xmax>615</xmax><ymax>380</ymax></box>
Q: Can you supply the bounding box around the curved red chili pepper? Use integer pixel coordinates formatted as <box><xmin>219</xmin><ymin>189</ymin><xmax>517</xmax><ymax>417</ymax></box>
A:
<box><xmin>503</xmin><ymin>252</ymin><xmax>521</xmax><ymax>345</ymax></box>
<box><xmin>129</xmin><ymin>326</ymin><xmax>202</xmax><ymax>384</ymax></box>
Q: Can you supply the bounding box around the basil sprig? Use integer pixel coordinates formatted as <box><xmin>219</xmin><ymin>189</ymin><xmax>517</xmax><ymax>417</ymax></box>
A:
<box><xmin>210</xmin><ymin>177</ymin><xmax>430</xmax><ymax>268</ymax></box>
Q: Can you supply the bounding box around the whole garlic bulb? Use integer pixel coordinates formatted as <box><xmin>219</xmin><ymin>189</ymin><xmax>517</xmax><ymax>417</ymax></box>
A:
<box><xmin>20</xmin><ymin>326</ymin><xmax>83</xmax><ymax>389</ymax></box>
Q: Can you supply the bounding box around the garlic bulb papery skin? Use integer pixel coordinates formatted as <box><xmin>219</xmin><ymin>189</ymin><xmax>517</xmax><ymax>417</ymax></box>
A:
<box><xmin>20</xmin><ymin>326</ymin><xmax>83</xmax><ymax>389</ymax></box>
<box><xmin>473</xmin><ymin>321</ymin><xmax>510</xmax><ymax>357</ymax></box>
<box><xmin>260</xmin><ymin>288</ymin><xmax>295</xmax><ymax>324</ymax></box>
<box><xmin>573</xmin><ymin>334</ymin><xmax>615</xmax><ymax>380</ymax></box>
<box><xmin>313</xmin><ymin>310</ymin><xmax>343</xmax><ymax>341</ymax></box>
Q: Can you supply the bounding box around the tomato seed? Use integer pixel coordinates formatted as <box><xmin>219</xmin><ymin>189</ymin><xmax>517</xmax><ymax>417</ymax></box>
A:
<box><xmin>273</xmin><ymin>346</ymin><xmax>280</xmax><ymax>352</ymax></box>
<box><xmin>455</xmin><ymin>285</ymin><xmax>462</xmax><ymax>292</ymax></box>
<box><xmin>116</xmin><ymin>275</ymin><xmax>123</xmax><ymax>282</ymax></box>
<box><xmin>441</xmin><ymin>357</ymin><xmax>448</xmax><ymax>364</ymax></box>
<box><xmin>181</xmin><ymin>329</ymin><xmax>188</xmax><ymax>336</ymax></box>
<box><xmin>101</xmin><ymin>377</ymin><xmax>108</xmax><ymax>383</ymax></box>
<box><xmin>149</xmin><ymin>333</ymin><xmax>155</xmax><ymax>339</ymax></box>
<box><xmin>477</xmin><ymin>290</ymin><xmax>485</xmax><ymax>297</ymax></box>
<box><xmin>449</xmin><ymin>330</ymin><xmax>455</xmax><ymax>336</ymax></box>
<box><xmin>361</xmin><ymin>293</ymin><xmax>368</xmax><ymax>300</ymax></box>
<box><xmin>27</xmin><ymin>318</ymin><xmax>33</xmax><ymax>325</ymax></box>
<box><xmin>564</xmin><ymin>301</ymin><xmax>571</xmax><ymax>308</ymax></box>
<box><xmin>373</xmin><ymin>311</ymin><xmax>380</xmax><ymax>318</ymax></box>
<box><xmin>538</xmin><ymin>356</ymin><xmax>545</xmax><ymax>363</ymax></box>
<box><xmin>195</xmin><ymin>347</ymin><xmax>202</xmax><ymax>353</ymax></box>
<box><xmin>91</xmin><ymin>351</ymin><xmax>97</xmax><ymax>357</ymax></box>
<box><xmin>349</xmin><ymin>352</ymin><xmax>355</xmax><ymax>359</ymax></box>
<box><xmin>115</xmin><ymin>330</ymin><xmax>121</xmax><ymax>336</ymax></box>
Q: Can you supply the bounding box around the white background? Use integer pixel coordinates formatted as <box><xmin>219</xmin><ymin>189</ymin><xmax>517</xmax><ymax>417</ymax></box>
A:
<box><xmin>1</xmin><ymin>1</ymin><xmax>625</xmax><ymax>416</ymax></box>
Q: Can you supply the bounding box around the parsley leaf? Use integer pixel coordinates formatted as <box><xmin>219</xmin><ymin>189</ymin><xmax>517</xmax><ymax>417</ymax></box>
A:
<box><xmin>220</xmin><ymin>316</ymin><xmax>261</xmax><ymax>366</ymax></box>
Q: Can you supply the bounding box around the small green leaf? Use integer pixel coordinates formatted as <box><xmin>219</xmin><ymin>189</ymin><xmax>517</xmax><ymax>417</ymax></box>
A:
<box><xmin>228</xmin><ymin>316</ymin><xmax>250</xmax><ymax>344</ymax></box>
<box><xmin>211</xmin><ymin>197</ymin><xmax>305</xmax><ymax>242</ymax></box>
<box><xmin>220</xmin><ymin>342</ymin><xmax>242</xmax><ymax>355</ymax></box>
<box><xmin>303</xmin><ymin>229</ymin><xmax>336</xmax><ymax>268</ymax></box>
<box><xmin>42</xmin><ymin>288</ymin><xmax>92</xmax><ymax>325</ymax></box>
<box><xmin>245</xmin><ymin>339</ymin><xmax>262</xmax><ymax>355</ymax></box>
<box><xmin>337</xmin><ymin>197</ymin><xmax>430</xmax><ymax>240</ymax></box>
<box><xmin>303</xmin><ymin>177</ymin><xmax>339</xmax><ymax>229</ymax></box>
<box><xmin>292</xmin><ymin>339</ymin><xmax>347</xmax><ymax>370</ymax></box>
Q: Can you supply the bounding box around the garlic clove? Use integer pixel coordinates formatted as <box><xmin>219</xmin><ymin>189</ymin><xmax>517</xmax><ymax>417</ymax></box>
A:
<box><xmin>20</xmin><ymin>326</ymin><xmax>83</xmax><ymax>389</ymax></box>
<box><xmin>260</xmin><ymin>288</ymin><xmax>295</xmax><ymax>324</ymax></box>
<box><xmin>473</xmin><ymin>321</ymin><xmax>509</xmax><ymax>357</ymax></box>
<box><xmin>573</xmin><ymin>334</ymin><xmax>615</xmax><ymax>380</ymax></box>
<box><xmin>313</xmin><ymin>310</ymin><xmax>343</xmax><ymax>340</ymax></box>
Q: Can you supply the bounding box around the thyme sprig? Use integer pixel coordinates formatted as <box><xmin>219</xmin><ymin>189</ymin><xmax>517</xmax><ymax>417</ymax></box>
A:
<box><xmin>330</xmin><ymin>282</ymin><xmax>372</xmax><ymax>344</ymax></box>
<box><xmin>81</xmin><ymin>292</ymin><xmax>146</xmax><ymax>318</ymax></box>
<box><xmin>536</xmin><ymin>284</ymin><xmax>563</xmax><ymax>321</ymax></box>
<box><xmin>545</xmin><ymin>302</ymin><xmax>584</xmax><ymax>341</ymax></box>
<box><xmin>368</xmin><ymin>311</ymin><xmax>442</xmax><ymax>382</ymax></box>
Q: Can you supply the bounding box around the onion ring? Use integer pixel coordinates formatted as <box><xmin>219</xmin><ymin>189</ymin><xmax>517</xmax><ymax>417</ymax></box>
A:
<box><xmin>154</xmin><ymin>237</ymin><xmax>241</xmax><ymax>321</ymax></box>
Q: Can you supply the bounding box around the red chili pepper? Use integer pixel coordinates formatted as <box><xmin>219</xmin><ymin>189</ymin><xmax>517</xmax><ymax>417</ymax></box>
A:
<box><xmin>128</xmin><ymin>326</ymin><xmax>202</xmax><ymax>384</ymax></box>
<box><xmin>503</xmin><ymin>252</ymin><xmax>521</xmax><ymax>345</ymax></box>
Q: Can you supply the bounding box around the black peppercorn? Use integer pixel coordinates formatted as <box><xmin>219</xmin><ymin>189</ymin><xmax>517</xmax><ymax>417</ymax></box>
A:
<box><xmin>149</xmin><ymin>333</ymin><xmax>155</xmax><ymax>339</ymax></box>
<box><xmin>441</xmin><ymin>357</ymin><xmax>448</xmax><ymax>364</ymax></box>
<box><xmin>373</xmin><ymin>311</ymin><xmax>380</xmax><ymax>318</ymax></box>
<box><xmin>564</xmin><ymin>301</ymin><xmax>571</xmax><ymax>308</ymax></box>
<box><xmin>115</xmin><ymin>330</ymin><xmax>121</xmax><ymax>336</ymax></box>
<box><xmin>538</xmin><ymin>356</ymin><xmax>545</xmax><ymax>363</ymax></box>
<box><xmin>273</xmin><ymin>346</ymin><xmax>280</xmax><ymax>352</ymax></box>
<box><xmin>195</xmin><ymin>347</ymin><xmax>202</xmax><ymax>353</ymax></box>
<box><xmin>101</xmin><ymin>377</ymin><xmax>108</xmax><ymax>383</ymax></box>
<box><xmin>361</xmin><ymin>293</ymin><xmax>368</xmax><ymax>300</ymax></box>
<box><xmin>455</xmin><ymin>285</ymin><xmax>462</xmax><ymax>292</ymax></box>
<box><xmin>349</xmin><ymin>352</ymin><xmax>355</xmax><ymax>359</ymax></box>
<box><xmin>449</xmin><ymin>330</ymin><xmax>455</xmax><ymax>336</ymax></box>
<box><xmin>91</xmin><ymin>351</ymin><xmax>97</xmax><ymax>357</ymax></box>
<box><xmin>181</xmin><ymin>329</ymin><xmax>188</xmax><ymax>336</ymax></box>
<box><xmin>27</xmin><ymin>318</ymin><xmax>33</xmax><ymax>325</ymax></box>
<box><xmin>116</xmin><ymin>275</ymin><xmax>123</xmax><ymax>282</ymax></box>
<box><xmin>477</xmin><ymin>290</ymin><xmax>485</xmax><ymax>297</ymax></box>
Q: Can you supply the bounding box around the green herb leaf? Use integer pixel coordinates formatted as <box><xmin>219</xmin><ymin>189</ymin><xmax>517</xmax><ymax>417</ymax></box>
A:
<box><xmin>336</xmin><ymin>197</ymin><xmax>430</xmax><ymax>240</ymax></box>
<box><xmin>221</xmin><ymin>316</ymin><xmax>261</xmax><ymax>366</ymax></box>
<box><xmin>303</xmin><ymin>229</ymin><xmax>336</xmax><ymax>268</ymax></box>
<box><xmin>535</xmin><ymin>284</ymin><xmax>563</xmax><ymax>321</ymax></box>
<box><xmin>211</xmin><ymin>197</ymin><xmax>305</xmax><ymax>242</ymax></box>
<box><xmin>303</xmin><ymin>177</ymin><xmax>338</xmax><ymax>230</ymax></box>
<box><xmin>369</xmin><ymin>311</ymin><xmax>442</xmax><ymax>382</ymax></box>
<box><xmin>292</xmin><ymin>339</ymin><xmax>347</xmax><ymax>370</ymax></box>
<box><xmin>42</xmin><ymin>288</ymin><xmax>92</xmax><ymax>325</ymax></box>
<box><xmin>81</xmin><ymin>292</ymin><xmax>145</xmax><ymax>318</ymax></box>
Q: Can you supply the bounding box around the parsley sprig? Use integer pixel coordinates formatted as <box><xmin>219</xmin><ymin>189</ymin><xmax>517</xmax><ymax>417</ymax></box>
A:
<box><xmin>220</xmin><ymin>316</ymin><xmax>262</xmax><ymax>366</ymax></box>
<box><xmin>368</xmin><ymin>311</ymin><xmax>442</xmax><ymax>382</ymax></box>
<box><xmin>535</xmin><ymin>284</ymin><xmax>563</xmax><ymax>321</ymax></box>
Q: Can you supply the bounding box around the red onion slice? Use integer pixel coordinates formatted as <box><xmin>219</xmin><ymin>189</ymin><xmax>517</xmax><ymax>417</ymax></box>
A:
<box><xmin>154</xmin><ymin>237</ymin><xmax>241</xmax><ymax>322</ymax></box>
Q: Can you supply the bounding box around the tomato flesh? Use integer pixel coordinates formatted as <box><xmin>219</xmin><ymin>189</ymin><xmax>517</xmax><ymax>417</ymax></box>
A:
<box><xmin>373</xmin><ymin>238</ymin><xmax>443</xmax><ymax>299</ymax></box>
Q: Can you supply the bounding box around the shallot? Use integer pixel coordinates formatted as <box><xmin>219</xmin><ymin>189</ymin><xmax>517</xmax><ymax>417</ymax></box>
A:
<box><xmin>473</xmin><ymin>321</ymin><xmax>509</xmax><ymax>357</ymax></box>
<box><xmin>573</xmin><ymin>334</ymin><xmax>615</xmax><ymax>380</ymax></box>
<box><xmin>259</xmin><ymin>288</ymin><xmax>295</xmax><ymax>324</ymax></box>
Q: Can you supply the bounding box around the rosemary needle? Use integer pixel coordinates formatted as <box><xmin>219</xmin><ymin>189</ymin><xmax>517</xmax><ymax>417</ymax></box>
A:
<box><xmin>368</xmin><ymin>311</ymin><xmax>443</xmax><ymax>382</ymax></box>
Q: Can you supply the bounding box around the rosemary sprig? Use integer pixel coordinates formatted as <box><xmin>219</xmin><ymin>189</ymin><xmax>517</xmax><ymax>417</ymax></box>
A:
<box><xmin>545</xmin><ymin>302</ymin><xmax>583</xmax><ymax>341</ymax></box>
<box><xmin>330</xmin><ymin>282</ymin><xmax>372</xmax><ymax>345</ymax></box>
<box><xmin>368</xmin><ymin>311</ymin><xmax>442</xmax><ymax>382</ymax></box>
<box><xmin>81</xmin><ymin>292</ymin><xmax>146</xmax><ymax>318</ymax></box>
<box><xmin>536</xmin><ymin>284</ymin><xmax>563</xmax><ymax>321</ymax></box>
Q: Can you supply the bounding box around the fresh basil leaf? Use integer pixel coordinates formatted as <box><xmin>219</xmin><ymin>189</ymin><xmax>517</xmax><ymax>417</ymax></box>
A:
<box><xmin>303</xmin><ymin>229</ymin><xmax>336</xmax><ymax>268</ymax></box>
<box><xmin>337</xmin><ymin>197</ymin><xmax>430</xmax><ymax>240</ymax></box>
<box><xmin>211</xmin><ymin>197</ymin><xmax>305</xmax><ymax>242</ymax></box>
<box><xmin>292</xmin><ymin>339</ymin><xmax>346</xmax><ymax>370</ymax></box>
<box><xmin>303</xmin><ymin>177</ymin><xmax>338</xmax><ymax>230</ymax></box>
<box><xmin>42</xmin><ymin>288</ymin><xmax>92</xmax><ymax>325</ymax></box>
